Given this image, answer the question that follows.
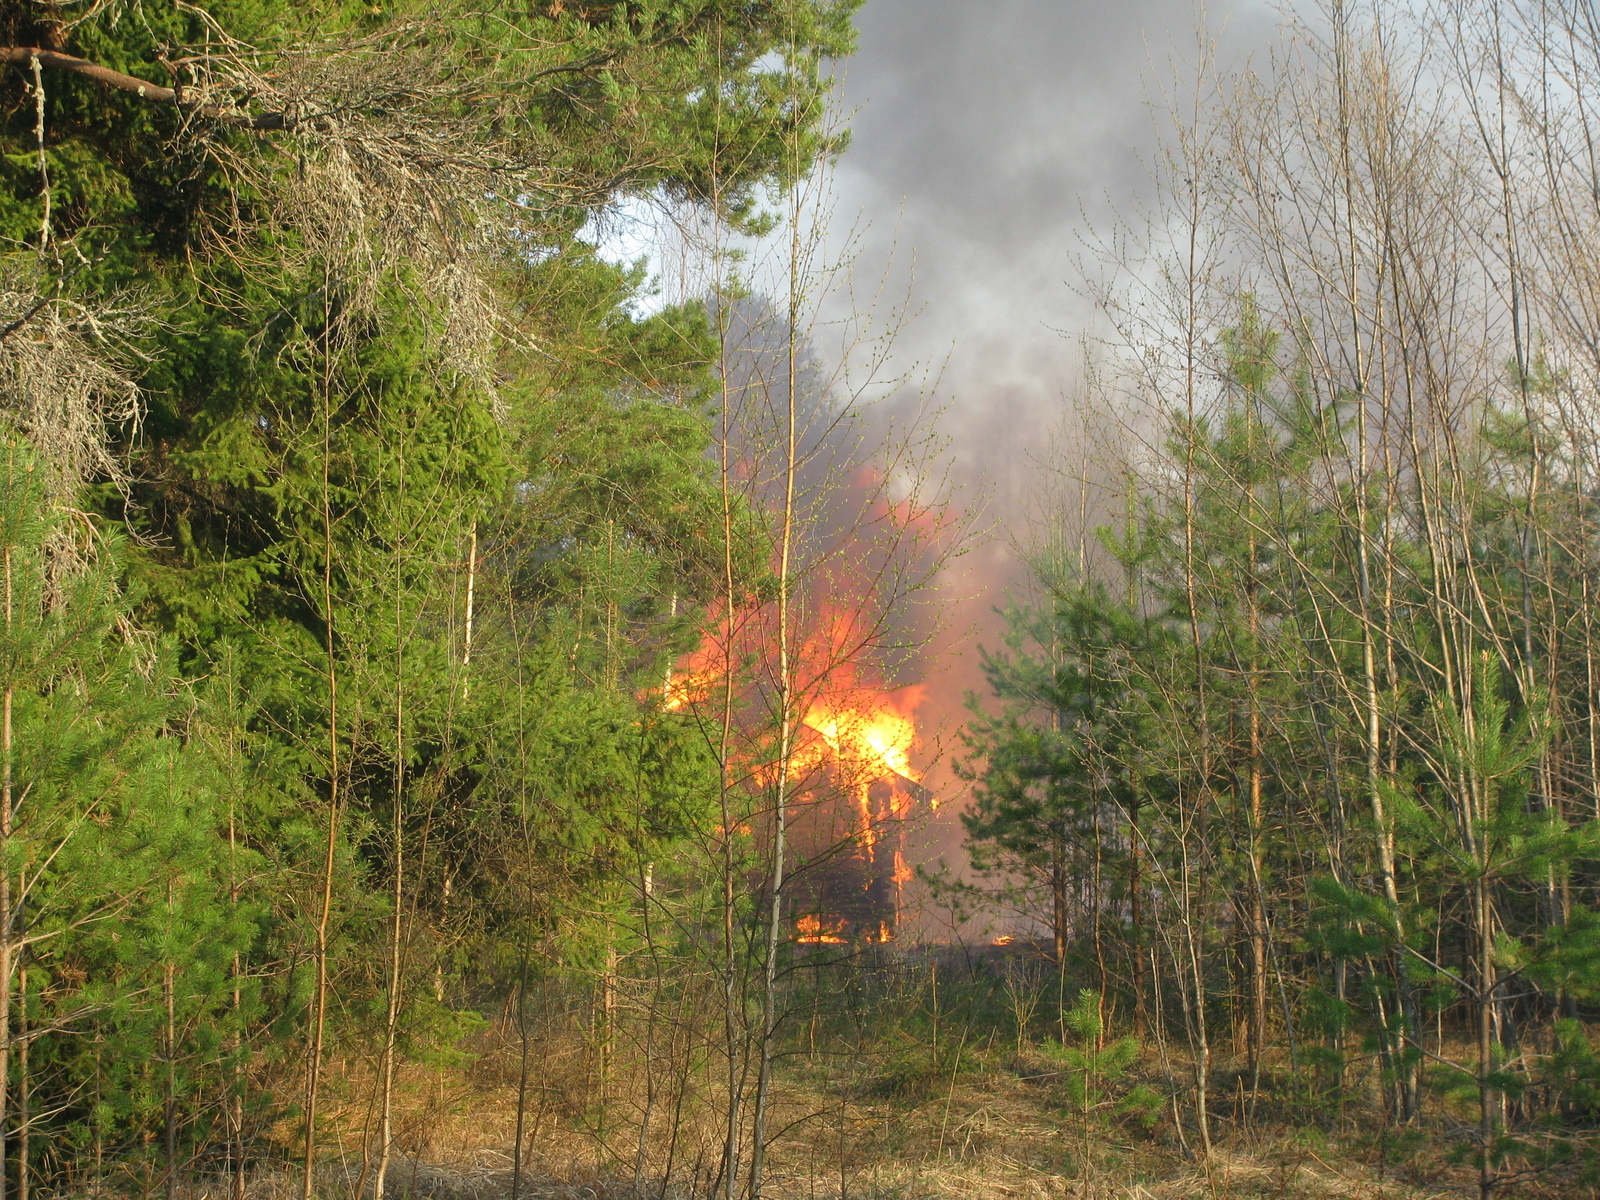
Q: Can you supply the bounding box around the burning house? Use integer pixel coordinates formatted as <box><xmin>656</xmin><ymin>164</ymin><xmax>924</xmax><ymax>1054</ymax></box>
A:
<box><xmin>785</xmin><ymin>685</ymin><xmax>930</xmax><ymax>945</ymax></box>
<box><xmin>662</xmin><ymin>625</ymin><xmax>931</xmax><ymax>946</ymax></box>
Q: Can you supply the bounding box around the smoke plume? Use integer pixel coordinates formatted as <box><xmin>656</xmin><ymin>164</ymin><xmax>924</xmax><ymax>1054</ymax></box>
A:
<box><xmin>823</xmin><ymin>1</ymin><xmax>1277</xmax><ymax>926</ymax></box>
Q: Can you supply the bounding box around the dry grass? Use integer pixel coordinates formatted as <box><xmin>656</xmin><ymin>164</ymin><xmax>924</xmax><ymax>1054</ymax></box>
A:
<box><xmin>210</xmin><ymin>1027</ymin><xmax>1534</xmax><ymax>1200</ymax></box>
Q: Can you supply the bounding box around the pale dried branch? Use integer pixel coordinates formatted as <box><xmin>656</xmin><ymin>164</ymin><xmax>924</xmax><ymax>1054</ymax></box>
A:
<box><xmin>0</xmin><ymin>261</ymin><xmax>151</xmax><ymax>511</ymax></box>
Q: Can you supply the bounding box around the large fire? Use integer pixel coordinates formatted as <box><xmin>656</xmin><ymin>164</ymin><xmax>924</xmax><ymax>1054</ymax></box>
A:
<box><xmin>663</xmin><ymin>668</ymin><xmax>718</xmax><ymax>713</ymax></box>
<box><xmin>659</xmin><ymin>603</ymin><xmax>929</xmax><ymax>946</ymax></box>
<box><xmin>802</xmin><ymin>694</ymin><xmax>918</xmax><ymax>786</ymax></box>
<box><xmin>794</xmin><ymin>682</ymin><xmax>925</xmax><ymax>852</ymax></box>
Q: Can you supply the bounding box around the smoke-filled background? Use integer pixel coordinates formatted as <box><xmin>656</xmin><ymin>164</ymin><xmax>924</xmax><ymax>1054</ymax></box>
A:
<box><xmin>817</xmin><ymin>1</ymin><xmax>1276</xmax><ymax>923</ymax></box>
<box><xmin>595</xmin><ymin>1</ymin><xmax>1280</xmax><ymax>932</ymax></box>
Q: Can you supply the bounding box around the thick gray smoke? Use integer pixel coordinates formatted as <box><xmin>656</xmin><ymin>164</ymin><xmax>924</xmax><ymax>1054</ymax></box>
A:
<box><xmin>832</xmin><ymin>1</ymin><xmax>1268</xmax><ymax>478</ymax></box>
<box><xmin>821</xmin><ymin>1</ymin><xmax>1277</xmax><ymax>925</ymax></box>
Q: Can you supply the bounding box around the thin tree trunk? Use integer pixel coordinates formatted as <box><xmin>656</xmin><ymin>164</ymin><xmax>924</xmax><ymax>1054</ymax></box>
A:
<box><xmin>1244</xmin><ymin>439</ymin><xmax>1267</xmax><ymax>1110</ymax></box>
<box><xmin>1246</xmin><ymin>703</ymin><xmax>1266</xmax><ymax>1110</ymax></box>
<box><xmin>1093</xmin><ymin>813</ymin><xmax>1108</xmax><ymax>1021</ymax></box>
<box><xmin>748</xmin><ymin>113</ymin><xmax>804</xmax><ymax>1196</ymax></box>
<box><xmin>1</xmin><ymin>537</ymin><xmax>15</xmax><ymax>1200</ymax></box>
<box><xmin>303</xmin><ymin>272</ymin><xmax>341</xmax><ymax>1200</ymax></box>
<box><xmin>1179</xmin><ymin>135</ymin><xmax>1214</xmax><ymax>1170</ymax></box>
<box><xmin>1476</xmin><ymin>872</ymin><xmax>1499</xmax><ymax>1200</ymax></box>
<box><xmin>714</xmin><ymin>193</ymin><xmax>745</xmax><ymax>1200</ymax></box>
<box><xmin>221</xmin><ymin>654</ymin><xmax>248</xmax><ymax>1200</ymax></box>
<box><xmin>374</xmin><ymin>437</ymin><xmax>409</xmax><ymax>1200</ymax></box>
<box><xmin>510</xmin><ymin>939</ymin><xmax>531</xmax><ymax>1200</ymax></box>
<box><xmin>634</xmin><ymin>860</ymin><xmax>658</xmax><ymax>1197</ymax></box>
<box><xmin>1129</xmin><ymin>795</ymin><xmax>1145</xmax><ymax>1037</ymax></box>
<box><xmin>15</xmin><ymin>962</ymin><xmax>24</xmax><ymax>1200</ymax></box>
<box><xmin>601</xmin><ymin>934</ymin><xmax>617</xmax><ymax>1116</ymax></box>
<box><xmin>164</xmin><ymin>949</ymin><xmax>177</xmax><ymax>1200</ymax></box>
<box><xmin>229</xmin><ymin>824</ymin><xmax>246</xmax><ymax>1200</ymax></box>
<box><xmin>1052</xmin><ymin>838</ymin><xmax>1069</xmax><ymax>972</ymax></box>
<box><xmin>461</xmin><ymin>522</ymin><xmax>477</xmax><ymax>699</ymax></box>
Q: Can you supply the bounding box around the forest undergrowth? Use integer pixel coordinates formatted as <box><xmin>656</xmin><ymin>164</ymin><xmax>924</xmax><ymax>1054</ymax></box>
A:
<box><xmin>178</xmin><ymin>950</ymin><xmax>1565</xmax><ymax>1200</ymax></box>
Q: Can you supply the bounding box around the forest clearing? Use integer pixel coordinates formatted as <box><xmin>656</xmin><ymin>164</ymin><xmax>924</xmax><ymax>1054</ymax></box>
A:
<box><xmin>3</xmin><ymin>0</ymin><xmax>1600</xmax><ymax>1197</ymax></box>
<box><xmin>203</xmin><ymin>948</ymin><xmax>1534</xmax><ymax>1200</ymax></box>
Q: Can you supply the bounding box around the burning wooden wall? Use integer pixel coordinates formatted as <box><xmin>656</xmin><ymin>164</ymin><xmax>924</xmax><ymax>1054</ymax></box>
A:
<box><xmin>786</xmin><ymin>691</ymin><xmax>929</xmax><ymax>944</ymax></box>
<box><xmin>661</xmin><ymin>574</ymin><xmax>934</xmax><ymax>947</ymax></box>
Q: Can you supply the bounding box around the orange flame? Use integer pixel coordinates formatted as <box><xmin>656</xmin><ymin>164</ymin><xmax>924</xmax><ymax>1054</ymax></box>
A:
<box><xmin>655</xmin><ymin>594</ymin><xmax>928</xmax><ymax>867</ymax></box>
<box><xmin>893</xmin><ymin>850</ymin><xmax>913</xmax><ymax>887</ymax></box>
<box><xmin>801</xmin><ymin>694</ymin><xmax>919</xmax><ymax>784</ymax></box>
<box><xmin>795</xmin><ymin>914</ymin><xmax>849</xmax><ymax>944</ymax></box>
<box><xmin>797</xmin><ymin>676</ymin><xmax>922</xmax><ymax>849</ymax></box>
<box><xmin>663</xmin><ymin>668</ymin><xmax>718</xmax><ymax>712</ymax></box>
